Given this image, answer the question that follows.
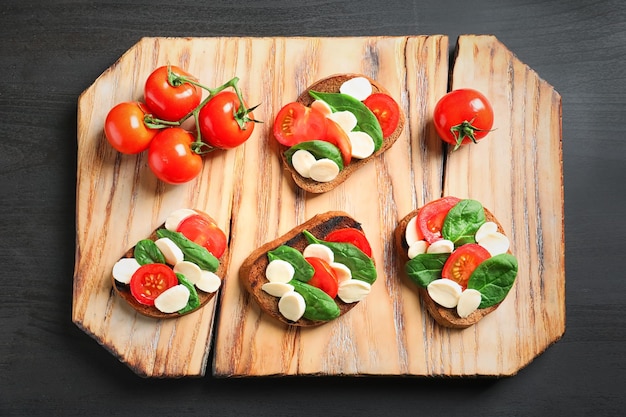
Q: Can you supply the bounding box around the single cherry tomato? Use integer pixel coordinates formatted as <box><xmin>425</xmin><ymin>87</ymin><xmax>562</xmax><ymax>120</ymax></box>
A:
<box><xmin>363</xmin><ymin>93</ymin><xmax>401</xmax><ymax>137</ymax></box>
<box><xmin>433</xmin><ymin>88</ymin><xmax>494</xmax><ymax>150</ymax></box>
<box><xmin>325</xmin><ymin>228</ymin><xmax>372</xmax><ymax>258</ymax></box>
<box><xmin>104</xmin><ymin>102</ymin><xmax>158</xmax><ymax>154</ymax></box>
<box><xmin>176</xmin><ymin>214</ymin><xmax>227</xmax><ymax>258</ymax></box>
<box><xmin>273</xmin><ymin>102</ymin><xmax>327</xmax><ymax>147</ymax></box>
<box><xmin>305</xmin><ymin>257</ymin><xmax>339</xmax><ymax>298</ymax></box>
<box><xmin>130</xmin><ymin>263</ymin><xmax>178</xmax><ymax>306</ymax></box>
<box><xmin>147</xmin><ymin>127</ymin><xmax>202</xmax><ymax>184</ymax></box>
<box><xmin>441</xmin><ymin>244</ymin><xmax>491</xmax><ymax>289</ymax></box>
<box><xmin>144</xmin><ymin>65</ymin><xmax>202</xmax><ymax>122</ymax></box>
<box><xmin>198</xmin><ymin>91</ymin><xmax>255</xmax><ymax>149</ymax></box>
<box><xmin>417</xmin><ymin>196</ymin><xmax>461</xmax><ymax>243</ymax></box>
<box><xmin>324</xmin><ymin>118</ymin><xmax>352</xmax><ymax>166</ymax></box>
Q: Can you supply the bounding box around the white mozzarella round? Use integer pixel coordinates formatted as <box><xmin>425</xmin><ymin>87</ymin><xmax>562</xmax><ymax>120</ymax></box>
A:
<box><xmin>154</xmin><ymin>285</ymin><xmax>190</xmax><ymax>314</ymax></box>
<box><xmin>262</xmin><ymin>282</ymin><xmax>295</xmax><ymax>298</ymax></box>
<box><xmin>310</xmin><ymin>99</ymin><xmax>332</xmax><ymax>116</ymax></box>
<box><xmin>195</xmin><ymin>270</ymin><xmax>221</xmax><ymax>293</ymax></box>
<box><xmin>457</xmin><ymin>289</ymin><xmax>482</xmax><ymax>318</ymax></box>
<box><xmin>112</xmin><ymin>257</ymin><xmax>141</xmax><ymax>284</ymax></box>
<box><xmin>165</xmin><ymin>208</ymin><xmax>197</xmax><ymax>231</ymax></box>
<box><xmin>426</xmin><ymin>239</ymin><xmax>454</xmax><ymax>254</ymax></box>
<box><xmin>265</xmin><ymin>259</ymin><xmax>295</xmax><ymax>283</ymax></box>
<box><xmin>404</xmin><ymin>215</ymin><xmax>421</xmax><ymax>247</ymax></box>
<box><xmin>427</xmin><ymin>279</ymin><xmax>463</xmax><ymax>308</ymax></box>
<box><xmin>327</xmin><ymin>111</ymin><xmax>357</xmax><ymax>133</ymax></box>
<box><xmin>303</xmin><ymin>243</ymin><xmax>334</xmax><ymax>264</ymax></box>
<box><xmin>348</xmin><ymin>131</ymin><xmax>375</xmax><ymax>159</ymax></box>
<box><xmin>337</xmin><ymin>279</ymin><xmax>371</xmax><ymax>303</ymax></box>
<box><xmin>339</xmin><ymin>77</ymin><xmax>372</xmax><ymax>101</ymax></box>
<box><xmin>309</xmin><ymin>158</ymin><xmax>340</xmax><ymax>182</ymax></box>
<box><xmin>330</xmin><ymin>262</ymin><xmax>352</xmax><ymax>283</ymax></box>
<box><xmin>155</xmin><ymin>237</ymin><xmax>184</xmax><ymax>265</ymax></box>
<box><xmin>291</xmin><ymin>149</ymin><xmax>317</xmax><ymax>178</ymax></box>
<box><xmin>408</xmin><ymin>240</ymin><xmax>429</xmax><ymax>259</ymax></box>
<box><xmin>278</xmin><ymin>291</ymin><xmax>306</xmax><ymax>322</ymax></box>
<box><xmin>173</xmin><ymin>260</ymin><xmax>203</xmax><ymax>285</ymax></box>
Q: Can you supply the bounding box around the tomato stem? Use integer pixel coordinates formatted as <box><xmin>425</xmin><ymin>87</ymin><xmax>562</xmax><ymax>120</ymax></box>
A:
<box><xmin>449</xmin><ymin>118</ymin><xmax>489</xmax><ymax>151</ymax></box>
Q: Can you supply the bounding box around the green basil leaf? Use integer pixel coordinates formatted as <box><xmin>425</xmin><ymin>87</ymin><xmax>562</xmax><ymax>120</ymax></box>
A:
<box><xmin>134</xmin><ymin>239</ymin><xmax>165</xmax><ymax>265</ymax></box>
<box><xmin>405</xmin><ymin>253</ymin><xmax>450</xmax><ymax>288</ymax></box>
<box><xmin>442</xmin><ymin>199</ymin><xmax>486</xmax><ymax>246</ymax></box>
<box><xmin>268</xmin><ymin>245</ymin><xmax>314</xmax><ymax>282</ymax></box>
<box><xmin>303</xmin><ymin>230</ymin><xmax>377</xmax><ymax>284</ymax></box>
<box><xmin>467</xmin><ymin>253</ymin><xmax>518</xmax><ymax>308</ymax></box>
<box><xmin>308</xmin><ymin>91</ymin><xmax>383</xmax><ymax>151</ymax></box>
<box><xmin>156</xmin><ymin>229</ymin><xmax>219</xmax><ymax>272</ymax></box>
<box><xmin>176</xmin><ymin>273</ymin><xmax>200</xmax><ymax>314</ymax></box>
<box><xmin>284</xmin><ymin>140</ymin><xmax>344</xmax><ymax>170</ymax></box>
<box><xmin>290</xmin><ymin>279</ymin><xmax>340</xmax><ymax>321</ymax></box>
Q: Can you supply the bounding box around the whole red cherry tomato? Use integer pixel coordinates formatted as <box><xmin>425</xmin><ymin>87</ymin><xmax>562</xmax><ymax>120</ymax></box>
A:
<box><xmin>130</xmin><ymin>263</ymin><xmax>178</xmax><ymax>306</ymax></box>
<box><xmin>147</xmin><ymin>127</ymin><xmax>202</xmax><ymax>184</ymax></box>
<box><xmin>198</xmin><ymin>91</ymin><xmax>256</xmax><ymax>149</ymax></box>
<box><xmin>176</xmin><ymin>214</ymin><xmax>227</xmax><ymax>258</ymax></box>
<box><xmin>104</xmin><ymin>102</ymin><xmax>158</xmax><ymax>154</ymax></box>
<box><xmin>433</xmin><ymin>89</ymin><xmax>494</xmax><ymax>150</ymax></box>
<box><xmin>144</xmin><ymin>65</ymin><xmax>202</xmax><ymax>122</ymax></box>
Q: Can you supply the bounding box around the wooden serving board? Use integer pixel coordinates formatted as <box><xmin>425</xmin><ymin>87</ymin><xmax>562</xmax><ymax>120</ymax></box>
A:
<box><xmin>73</xmin><ymin>35</ymin><xmax>564</xmax><ymax>378</ymax></box>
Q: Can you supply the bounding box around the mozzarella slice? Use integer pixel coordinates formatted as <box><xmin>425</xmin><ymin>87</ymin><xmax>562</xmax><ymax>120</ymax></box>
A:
<box><xmin>337</xmin><ymin>279</ymin><xmax>371</xmax><ymax>303</ymax></box>
<box><xmin>309</xmin><ymin>158</ymin><xmax>340</xmax><ymax>182</ymax></box>
<box><xmin>195</xmin><ymin>270</ymin><xmax>221</xmax><ymax>293</ymax></box>
<box><xmin>112</xmin><ymin>257</ymin><xmax>141</xmax><ymax>284</ymax></box>
<box><xmin>478</xmin><ymin>232</ymin><xmax>510</xmax><ymax>256</ymax></box>
<box><xmin>348</xmin><ymin>131</ymin><xmax>375</xmax><ymax>159</ymax></box>
<box><xmin>278</xmin><ymin>291</ymin><xmax>306</xmax><ymax>322</ymax></box>
<box><xmin>457</xmin><ymin>289</ymin><xmax>482</xmax><ymax>318</ymax></box>
<box><xmin>426</xmin><ymin>239</ymin><xmax>454</xmax><ymax>254</ymax></box>
<box><xmin>330</xmin><ymin>262</ymin><xmax>352</xmax><ymax>283</ymax></box>
<box><xmin>405</xmin><ymin>215</ymin><xmax>420</xmax><ymax>247</ymax></box>
<box><xmin>327</xmin><ymin>110</ymin><xmax>357</xmax><ymax>133</ymax></box>
<box><xmin>339</xmin><ymin>77</ymin><xmax>372</xmax><ymax>101</ymax></box>
<box><xmin>173</xmin><ymin>260</ymin><xmax>202</xmax><ymax>285</ymax></box>
<box><xmin>303</xmin><ymin>243</ymin><xmax>334</xmax><ymax>264</ymax></box>
<box><xmin>408</xmin><ymin>240</ymin><xmax>429</xmax><ymax>259</ymax></box>
<box><xmin>265</xmin><ymin>259</ymin><xmax>295</xmax><ymax>283</ymax></box>
<box><xmin>475</xmin><ymin>221</ymin><xmax>498</xmax><ymax>242</ymax></box>
<box><xmin>310</xmin><ymin>99</ymin><xmax>332</xmax><ymax>116</ymax></box>
<box><xmin>154</xmin><ymin>284</ymin><xmax>190</xmax><ymax>314</ymax></box>
<box><xmin>155</xmin><ymin>237</ymin><xmax>184</xmax><ymax>265</ymax></box>
<box><xmin>291</xmin><ymin>149</ymin><xmax>317</xmax><ymax>178</ymax></box>
<box><xmin>427</xmin><ymin>279</ymin><xmax>463</xmax><ymax>308</ymax></box>
<box><xmin>165</xmin><ymin>208</ymin><xmax>197</xmax><ymax>231</ymax></box>
<box><xmin>262</xmin><ymin>282</ymin><xmax>294</xmax><ymax>298</ymax></box>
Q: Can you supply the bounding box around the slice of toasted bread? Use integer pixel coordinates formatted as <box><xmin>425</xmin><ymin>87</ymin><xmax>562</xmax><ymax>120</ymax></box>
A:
<box><xmin>277</xmin><ymin>74</ymin><xmax>405</xmax><ymax>193</ymax></box>
<box><xmin>112</xmin><ymin>209</ymin><xmax>228</xmax><ymax>319</ymax></box>
<box><xmin>394</xmin><ymin>205</ymin><xmax>506</xmax><ymax>329</ymax></box>
<box><xmin>240</xmin><ymin>211</ymin><xmax>374</xmax><ymax>327</ymax></box>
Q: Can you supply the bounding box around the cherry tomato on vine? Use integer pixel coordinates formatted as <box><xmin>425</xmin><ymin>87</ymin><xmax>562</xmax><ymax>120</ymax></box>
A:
<box><xmin>305</xmin><ymin>257</ymin><xmax>339</xmax><ymax>298</ymax></box>
<box><xmin>130</xmin><ymin>263</ymin><xmax>178</xmax><ymax>306</ymax></box>
<box><xmin>198</xmin><ymin>91</ymin><xmax>256</xmax><ymax>149</ymax></box>
<box><xmin>363</xmin><ymin>93</ymin><xmax>400</xmax><ymax>137</ymax></box>
<box><xmin>147</xmin><ymin>127</ymin><xmax>202</xmax><ymax>184</ymax></box>
<box><xmin>273</xmin><ymin>102</ymin><xmax>327</xmax><ymax>147</ymax></box>
<box><xmin>433</xmin><ymin>89</ymin><xmax>494</xmax><ymax>150</ymax></box>
<box><xmin>441</xmin><ymin>244</ymin><xmax>491</xmax><ymax>289</ymax></box>
<box><xmin>417</xmin><ymin>196</ymin><xmax>461</xmax><ymax>244</ymax></box>
<box><xmin>144</xmin><ymin>65</ymin><xmax>202</xmax><ymax>122</ymax></box>
<box><xmin>104</xmin><ymin>102</ymin><xmax>158</xmax><ymax>154</ymax></box>
<box><xmin>325</xmin><ymin>228</ymin><xmax>372</xmax><ymax>258</ymax></box>
<box><xmin>176</xmin><ymin>214</ymin><xmax>227</xmax><ymax>258</ymax></box>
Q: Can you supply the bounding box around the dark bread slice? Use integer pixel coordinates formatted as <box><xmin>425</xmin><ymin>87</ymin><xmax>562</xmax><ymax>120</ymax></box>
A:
<box><xmin>240</xmin><ymin>211</ymin><xmax>372</xmax><ymax>327</ymax></box>
<box><xmin>394</xmin><ymin>205</ymin><xmax>506</xmax><ymax>329</ymax></box>
<box><xmin>112</xmin><ymin>209</ymin><xmax>228</xmax><ymax>319</ymax></box>
<box><xmin>277</xmin><ymin>74</ymin><xmax>405</xmax><ymax>193</ymax></box>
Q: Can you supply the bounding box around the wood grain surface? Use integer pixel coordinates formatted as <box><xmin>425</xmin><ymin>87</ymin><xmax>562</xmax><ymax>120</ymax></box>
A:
<box><xmin>73</xmin><ymin>35</ymin><xmax>564</xmax><ymax>378</ymax></box>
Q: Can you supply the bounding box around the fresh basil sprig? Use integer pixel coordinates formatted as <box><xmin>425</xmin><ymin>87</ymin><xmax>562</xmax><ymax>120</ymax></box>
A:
<box><xmin>134</xmin><ymin>239</ymin><xmax>166</xmax><ymax>265</ymax></box>
<box><xmin>290</xmin><ymin>279</ymin><xmax>340</xmax><ymax>321</ymax></box>
<box><xmin>467</xmin><ymin>253</ymin><xmax>518</xmax><ymax>308</ymax></box>
<box><xmin>268</xmin><ymin>245</ymin><xmax>314</xmax><ymax>283</ymax></box>
<box><xmin>442</xmin><ymin>199</ymin><xmax>486</xmax><ymax>246</ymax></box>
<box><xmin>156</xmin><ymin>229</ymin><xmax>219</xmax><ymax>272</ymax></box>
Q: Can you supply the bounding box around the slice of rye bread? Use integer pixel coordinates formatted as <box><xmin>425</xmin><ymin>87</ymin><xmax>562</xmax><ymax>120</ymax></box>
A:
<box><xmin>240</xmin><ymin>211</ymin><xmax>373</xmax><ymax>327</ymax></box>
<box><xmin>277</xmin><ymin>73</ymin><xmax>405</xmax><ymax>194</ymax></box>
<box><xmin>112</xmin><ymin>210</ymin><xmax>229</xmax><ymax>319</ymax></box>
<box><xmin>394</xmin><ymin>206</ymin><xmax>508</xmax><ymax>329</ymax></box>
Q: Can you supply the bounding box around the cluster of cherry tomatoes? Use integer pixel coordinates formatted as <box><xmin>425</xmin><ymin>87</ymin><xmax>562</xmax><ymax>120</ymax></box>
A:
<box><xmin>104</xmin><ymin>65</ymin><xmax>258</xmax><ymax>184</ymax></box>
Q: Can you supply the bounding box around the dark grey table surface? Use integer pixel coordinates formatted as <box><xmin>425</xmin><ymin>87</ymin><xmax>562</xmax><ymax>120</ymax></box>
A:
<box><xmin>1</xmin><ymin>0</ymin><xmax>624</xmax><ymax>416</ymax></box>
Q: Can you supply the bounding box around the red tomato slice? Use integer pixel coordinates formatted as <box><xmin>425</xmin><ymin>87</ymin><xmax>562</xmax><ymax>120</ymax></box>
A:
<box><xmin>273</xmin><ymin>102</ymin><xmax>327</xmax><ymax>146</ymax></box>
<box><xmin>417</xmin><ymin>196</ymin><xmax>461</xmax><ymax>243</ymax></box>
<box><xmin>441</xmin><ymin>244</ymin><xmax>491</xmax><ymax>289</ymax></box>
<box><xmin>324</xmin><ymin>118</ymin><xmax>352</xmax><ymax>166</ymax></box>
<box><xmin>325</xmin><ymin>228</ymin><xmax>372</xmax><ymax>258</ymax></box>
<box><xmin>363</xmin><ymin>93</ymin><xmax>401</xmax><ymax>137</ymax></box>
<box><xmin>176</xmin><ymin>214</ymin><xmax>227</xmax><ymax>258</ymax></box>
<box><xmin>305</xmin><ymin>257</ymin><xmax>339</xmax><ymax>298</ymax></box>
<box><xmin>130</xmin><ymin>263</ymin><xmax>178</xmax><ymax>306</ymax></box>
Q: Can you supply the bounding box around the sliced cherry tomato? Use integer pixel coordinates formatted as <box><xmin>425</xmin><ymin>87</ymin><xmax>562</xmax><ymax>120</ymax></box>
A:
<box><xmin>199</xmin><ymin>91</ymin><xmax>255</xmax><ymax>149</ymax></box>
<box><xmin>130</xmin><ymin>263</ymin><xmax>178</xmax><ymax>306</ymax></box>
<box><xmin>144</xmin><ymin>65</ymin><xmax>202</xmax><ymax>122</ymax></box>
<box><xmin>324</xmin><ymin>118</ymin><xmax>352</xmax><ymax>165</ymax></box>
<box><xmin>363</xmin><ymin>93</ymin><xmax>401</xmax><ymax>137</ymax></box>
<box><xmin>176</xmin><ymin>214</ymin><xmax>227</xmax><ymax>258</ymax></box>
<box><xmin>273</xmin><ymin>102</ymin><xmax>327</xmax><ymax>146</ymax></box>
<box><xmin>433</xmin><ymin>88</ymin><xmax>494</xmax><ymax>150</ymax></box>
<box><xmin>417</xmin><ymin>196</ymin><xmax>461</xmax><ymax>243</ymax></box>
<box><xmin>147</xmin><ymin>127</ymin><xmax>202</xmax><ymax>184</ymax></box>
<box><xmin>104</xmin><ymin>102</ymin><xmax>158</xmax><ymax>154</ymax></box>
<box><xmin>325</xmin><ymin>228</ymin><xmax>372</xmax><ymax>258</ymax></box>
<box><xmin>441</xmin><ymin>244</ymin><xmax>491</xmax><ymax>289</ymax></box>
<box><xmin>305</xmin><ymin>257</ymin><xmax>339</xmax><ymax>298</ymax></box>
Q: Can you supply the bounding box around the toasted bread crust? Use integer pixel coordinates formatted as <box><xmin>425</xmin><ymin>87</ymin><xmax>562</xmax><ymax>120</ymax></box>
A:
<box><xmin>394</xmin><ymin>204</ymin><xmax>505</xmax><ymax>329</ymax></box>
<box><xmin>277</xmin><ymin>74</ymin><xmax>405</xmax><ymax>193</ymax></box>
<box><xmin>112</xmin><ymin>210</ymin><xmax>228</xmax><ymax>319</ymax></box>
<box><xmin>240</xmin><ymin>211</ymin><xmax>371</xmax><ymax>327</ymax></box>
